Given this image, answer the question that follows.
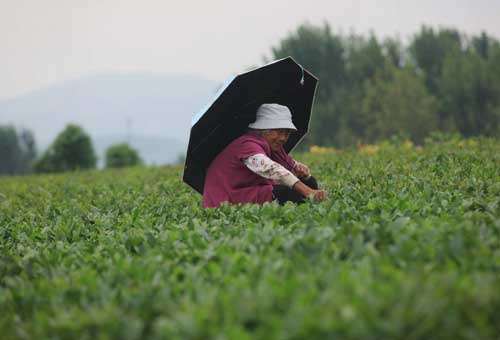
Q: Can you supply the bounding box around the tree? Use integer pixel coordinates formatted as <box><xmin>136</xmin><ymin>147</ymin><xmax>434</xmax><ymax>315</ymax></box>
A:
<box><xmin>438</xmin><ymin>39</ymin><xmax>500</xmax><ymax>137</ymax></box>
<box><xmin>0</xmin><ymin>125</ymin><xmax>37</xmax><ymax>175</ymax></box>
<box><xmin>105</xmin><ymin>143</ymin><xmax>143</xmax><ymax>168</ymax></box>
<box><xmin>341</xmin><ymin>33</ymin><xmax>394</xmax><ymax>140</ymax></box>
<box><xmin>269</xmin><ymin>24</ymin><xmax>353</xmax><ymax>148</ymax></box>
<box><xmin>360</xmin><ymin>66</ymin><xmax>439</xmax><ymax>144</ymax></box>
<box><xmin>471</xmin><ymin>32</ymin><xmax>493</xmax><ymax>59</ymax></box>
<box><xmin>383</xmin><ymin>37</ymin><xmax>405</xmax><ymax>68</ymax></box>
<box><xmin>344</xmin><ymin>33</ymin><xmax>388</xmax><ymax>86</ymax></box>
<box><xmin>409</xmin><ymin>26</ymin><xmax>462</xmax><ymax>92</ymax></box>
<box><xmin>408</xmin><ymin>27</ymin><xmax>463</xmax><ymax>129</ymax></box>
<box><xmin>270</xmin><ymin>23</ymin><xmax>346</xmax><ymax>103</ymax></box>
<box><xmin>267</xmin><ymin>23</ymin><xmax>500</xmax><ymax>147</ymax></box>
<box><xmin>35</xmin><ymin>124</ymin><xmax>96</xmax><ymax>173</ymax></box>
<box><xmin>269</xmin><ymin>24</ymin><xmax>397</xmax><ymax>148</ymax></box>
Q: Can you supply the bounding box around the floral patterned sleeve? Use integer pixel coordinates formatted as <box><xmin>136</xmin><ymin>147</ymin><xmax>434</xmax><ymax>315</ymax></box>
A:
<box><xmin>242</xmin><ymin>153</ymin><xmax>299</xmax><ymax>188</ymax></box>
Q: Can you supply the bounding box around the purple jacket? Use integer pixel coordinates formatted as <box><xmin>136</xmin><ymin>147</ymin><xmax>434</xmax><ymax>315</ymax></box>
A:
<box><xmin>202</xmin><ymin>132</ymin><xmax>296</xmax><ymax>208</ymax></box>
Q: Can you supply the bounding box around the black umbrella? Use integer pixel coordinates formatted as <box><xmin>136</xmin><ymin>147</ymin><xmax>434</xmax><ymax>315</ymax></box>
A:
<box><xmin>183</xmin><ymin>56</ymin><xmax>318</xmax><ymax>194</ymax></box>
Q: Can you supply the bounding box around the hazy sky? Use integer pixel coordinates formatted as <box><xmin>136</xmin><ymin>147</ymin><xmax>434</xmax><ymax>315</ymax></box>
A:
<box><xmin>1</xmin><ymin>0</ymin><xmax>499</xmax><ymax>100</ymax></box>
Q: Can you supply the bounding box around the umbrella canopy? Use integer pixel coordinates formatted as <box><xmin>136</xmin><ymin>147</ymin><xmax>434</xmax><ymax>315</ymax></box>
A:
<box><xmin>183</xmin><ymin>56</ymin><xmax>318</xmax><ymax>194</ymax></box>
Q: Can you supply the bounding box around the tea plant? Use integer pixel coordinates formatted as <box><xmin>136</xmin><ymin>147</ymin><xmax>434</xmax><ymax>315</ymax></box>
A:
<box><xmin>1</xmin><ymin>138</ymin><xmax>499</xmax><ymax>339</ymax></box>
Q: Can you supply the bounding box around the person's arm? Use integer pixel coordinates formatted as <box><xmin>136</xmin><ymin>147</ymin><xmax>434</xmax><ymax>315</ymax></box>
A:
<box><xmin>292</xmin><ymin>161</ymin><xmax>311</xmax><ymax>179</ymax></box>
<box><xmin>292</xmin><ymin>181</ymin><xmax>326</xmax><ymax>202</ymax></box>
<box><xmin>242</xmin><ymin>153</ymin><xmax>299</xmax><ymax>188</ymax></box>
<box><xmin>244</xmin><ymin>154</ymin><xmax>327</xmax><ymax>202</ymax></box>
<box><xmin>273</xmin><ymin>147</ymin><xmax>310</xmax><ymax>178</ymax></box>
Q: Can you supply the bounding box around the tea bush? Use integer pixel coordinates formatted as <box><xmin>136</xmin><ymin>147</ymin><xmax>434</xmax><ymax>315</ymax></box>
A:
<box><xmin>1</xmin><ymin>138</ymin><xmax>500</xmax><ymax>339</ymax></box>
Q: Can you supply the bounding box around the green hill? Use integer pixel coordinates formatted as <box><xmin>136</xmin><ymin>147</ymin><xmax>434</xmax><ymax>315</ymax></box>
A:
<box><xmin>1</xmin><ymin>137</ymin><xmax>500</xmax><ymax>339</ymax></box>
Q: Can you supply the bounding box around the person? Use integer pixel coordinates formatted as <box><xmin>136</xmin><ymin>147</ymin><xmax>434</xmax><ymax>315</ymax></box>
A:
<box><xmin>202</xmin><ymin>103</ymin><xmax>327</xmax><ymax>208</ymax></box>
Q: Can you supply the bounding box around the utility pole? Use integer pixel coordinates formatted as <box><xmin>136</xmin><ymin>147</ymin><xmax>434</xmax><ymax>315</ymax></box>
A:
<box><xmin>125</xmin><ymin>116</ymin><xmax>132</xmax><ymax>144</ymax></box>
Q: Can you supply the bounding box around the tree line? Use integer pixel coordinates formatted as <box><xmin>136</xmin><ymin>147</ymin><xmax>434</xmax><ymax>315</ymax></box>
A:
<box><xmin>2</xmin><ymin>25</ymin><xmax>499</xmax><ymax>174</ymax></box>
<box><xmin>0</xmin><ymin>124</ymin><xmax>142</xmax><ymax>175</ymax></box>
<box><xmin>269</xmin><ymin>24</ymin><xmax>500</xmax><ymax>148</ymax></box>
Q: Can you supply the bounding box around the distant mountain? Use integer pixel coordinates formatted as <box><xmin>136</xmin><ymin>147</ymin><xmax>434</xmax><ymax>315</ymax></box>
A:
<box><xmin>0</xmin><ymin>72</ymin><xmax>219</xmax><ymax>165</ymax></box>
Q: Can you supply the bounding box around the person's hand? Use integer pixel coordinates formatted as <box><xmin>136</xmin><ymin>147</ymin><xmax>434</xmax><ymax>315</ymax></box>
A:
<box><xmin>293</xmin><ymin>162</ymin><xmax>310</xmax><ymax>178</ymax></box>
<box><xmin>309</xmin><ymin>189</ymin><xmax>327</xmax><ymax>203</ymax></box>
<box><xmin>293</xmin><ymin>181</ymin><xmax>327</xmax><ymax>204</ymax></box>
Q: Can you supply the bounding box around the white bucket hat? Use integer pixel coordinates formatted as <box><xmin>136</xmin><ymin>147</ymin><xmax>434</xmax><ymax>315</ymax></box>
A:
<box><xmin>248</xmin><ymin>103</ymin><xmax>297</xmax><ymax>130</ymax></box>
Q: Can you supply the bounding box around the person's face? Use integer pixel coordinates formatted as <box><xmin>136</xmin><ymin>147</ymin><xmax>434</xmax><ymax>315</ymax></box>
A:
<box><xmin>263</xmin><ymin>129</ymin><xmax>294</xmax><ymax>152</ymax></box>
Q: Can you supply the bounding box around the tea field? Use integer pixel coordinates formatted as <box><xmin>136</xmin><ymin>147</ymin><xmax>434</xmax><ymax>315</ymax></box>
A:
<box><xmin>1</xmin><ymin>137</ymin><xmax>500</xmax><ymax>339</ymax></box>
